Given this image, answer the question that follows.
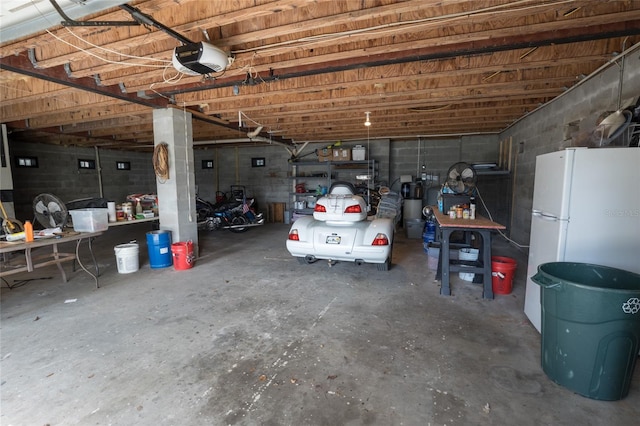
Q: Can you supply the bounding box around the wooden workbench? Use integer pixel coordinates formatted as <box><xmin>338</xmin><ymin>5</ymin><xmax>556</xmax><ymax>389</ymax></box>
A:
<box><xmin>0</xmin><ymin>231</ymin><xmax>103</xmax><ymax>288</ymax></box>
<box><xmin>431</xmin><ymin>206</ymin><xmax>506</xmax><ymax>299</ymax></box>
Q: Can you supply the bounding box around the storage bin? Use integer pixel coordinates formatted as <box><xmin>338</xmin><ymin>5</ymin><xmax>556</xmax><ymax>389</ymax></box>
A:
<box><xmin>69</xmin><ymin>208</ymin><xmax>108</xmax><ymax>232</ymax></box>
<box><xmin>404</xmin><ymin>219</ymin><xmax>424</xmax><ymax>239</ymax></box>
<box><xmin>458</xmin><ymin>248</ymin><xmax>479</xmax><ymax>281</ymax></box>
<box><xmin>352</xmin><ymin>145</ymin><xmax>366</xmax><ymax>161</ymax></box>
<box><xmin>426</xmin><ymin>242</ymin><xmax>463</xmax><ymax>271</ymax></box>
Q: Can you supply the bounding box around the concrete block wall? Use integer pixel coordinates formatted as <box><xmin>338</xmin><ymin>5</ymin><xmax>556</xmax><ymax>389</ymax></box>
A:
<box><xmin>193</xmin><ymin>145</ymin><xmax>291</xmax><ymax>213</ymax></box>
<box><xmin>391</xmin><ymin>135</ymin><xmax>499</xmax><ymax>190</ymax></box>
<box><xmin>501</xmin><ymin>44</ymin><xmax>640</xmax><ymax>247</ymax></box>
<box><xmin>9</xmin><ymin>136</ymin><xmax>499</xmax><ymax>225</ymax></box>
<box><xmin>192</xmin><ymin>140</ymin><xmax>391</xmax><ymax>214</ymax></box>
<box><xmin>9</xmin><ymin>142</ymin><xmax>155</xmax><ymax>223</ymax></box>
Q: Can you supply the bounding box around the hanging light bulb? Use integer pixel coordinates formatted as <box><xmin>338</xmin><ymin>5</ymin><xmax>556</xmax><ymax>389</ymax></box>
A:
<box><xmin>364</xmin><ymin>111</ymin><xmax>371</xmax><ymax>127</ymax></box>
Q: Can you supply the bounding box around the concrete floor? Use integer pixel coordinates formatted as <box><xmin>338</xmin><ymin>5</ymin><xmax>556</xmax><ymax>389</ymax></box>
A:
<box><xmin>1</xmin><ymin>222</ymin><xmax>639</xmax><ymax>425</ymax></box>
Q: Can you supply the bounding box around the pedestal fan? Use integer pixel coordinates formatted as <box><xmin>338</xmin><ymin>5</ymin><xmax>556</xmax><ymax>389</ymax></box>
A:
<box><xmin>33</xmin><ymin>193</ymin><xmax>69</xmax><ymax>229</ymax></box>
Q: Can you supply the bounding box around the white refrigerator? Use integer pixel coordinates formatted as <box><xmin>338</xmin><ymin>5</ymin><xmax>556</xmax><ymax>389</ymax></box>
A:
<box><xmin>524</xmin><ymin>147</ymin><xmax>640</xmax><ymax>332</ymax></box>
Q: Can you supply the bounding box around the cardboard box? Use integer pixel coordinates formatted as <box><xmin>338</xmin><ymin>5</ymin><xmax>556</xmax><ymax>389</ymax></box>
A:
<box><xmin>332</xmin><ymin>148</ymin><xmax>351</xmax><ymax>161</ymax></box>
<box><xmin>317</xmin><ymin>148</ymin><xmax>332</xmax><ymax>162</ymax></box>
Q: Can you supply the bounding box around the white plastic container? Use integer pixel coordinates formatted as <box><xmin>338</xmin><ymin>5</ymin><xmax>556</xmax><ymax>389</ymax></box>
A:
<box><xmin>114</xmin><ymin>243</ymin><xmax>139</xmax><ymax>273</ymax></box>
<box><xmin>69</xmin><ymin>208</ymin><xmax>108</xmax><ymax>232</ymax></box>
<box><xmin>458</xmin><ymin>248</ymin><xmax>479</xmax><ymax>281</ymax></box>
<box><xmin>352</xmin><ymin>145</ymin><xmax>366</xmax><ymax>161</ymax></box>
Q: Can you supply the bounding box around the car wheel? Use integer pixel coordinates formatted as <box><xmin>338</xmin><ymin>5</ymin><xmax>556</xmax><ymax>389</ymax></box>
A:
<box><xmin>229</xmin><ymin>214</ymin><xmax>249</xmax><ymax>233</ymax></box>
<box><xmin>377</xmin><ymin>257</ymin><xmax>391</xmax><ymax>271</ymax></box>
<box><xmin>377</xmin><ymin>243</ymin><xmax>393</xmax><ymax>271</ymax></box>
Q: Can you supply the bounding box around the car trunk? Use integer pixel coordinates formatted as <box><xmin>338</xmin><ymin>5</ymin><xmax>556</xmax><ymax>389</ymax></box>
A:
<box><xmin>314</xmin><ymin>224</ymin><xmax>359</xmax><ymax>255</ymax></box>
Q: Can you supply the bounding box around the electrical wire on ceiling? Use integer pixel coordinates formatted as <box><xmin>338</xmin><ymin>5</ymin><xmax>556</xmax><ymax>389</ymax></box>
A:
<box><xmin>43</xmin><ymin>27</ymin><xmax>172</xmax><ymax>68</ymax></box>
<box><xmin>30</xmin><ymin>0</ymin><xmax>577</xmax><ymax>74</ymax></box>
<box><xmin>231</xmin><ymin>0</ymin><xmax>577</xmax><ymax>55</ymax></box>
<box><xmin>239</xmin><ymin>111</ymin><xmax>263</xmax><ymax>129</ymax></box>
<box><xmin>30</xmin><ymin>0</ymin><xmax>172</xmax><ymax>68</ymax></box>
<box><xmin>235</xmin><ymin>53</ymin><xmax>264</xmax><ymax>85</ymax></box>
<box><xmin>60</xmin><ymin>27</ymin><xmax>171</xmax><ymax>64</ymax></box>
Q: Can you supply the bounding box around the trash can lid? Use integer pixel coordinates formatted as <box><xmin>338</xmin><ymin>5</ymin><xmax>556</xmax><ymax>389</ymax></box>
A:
<box><xmin>538</xmin><ymin>262</ymin><xmax>640</xmax><ymax>292</ymax></box>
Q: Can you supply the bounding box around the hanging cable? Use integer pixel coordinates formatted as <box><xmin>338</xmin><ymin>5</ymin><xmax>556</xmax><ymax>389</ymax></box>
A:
<box><xmin>153</xmin><ymin>142</ymin><xmax>170</xmax><ymax>181</ymax></box>
<box><xmin>475</xmin><ymin>187</ymin><xmax>529</xmax><ymax>249</ymax></box>
<box><xmin>183</xmin><ymin>103</ymin><xmax>193</xmax><ymax>222</ymax></box>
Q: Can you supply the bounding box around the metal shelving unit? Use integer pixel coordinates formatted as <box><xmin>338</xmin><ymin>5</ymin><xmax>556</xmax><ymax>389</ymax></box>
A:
<box><xmin>289</xmin><ymin>160</ymin><xmax>377</xmax><ymax>221</ymax></box>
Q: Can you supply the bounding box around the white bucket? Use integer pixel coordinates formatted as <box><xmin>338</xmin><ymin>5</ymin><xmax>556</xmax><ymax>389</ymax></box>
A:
<box><xmin>458</xmin><ymin>248</ymin><xmax>479</xmax><ymax>281</ymax></box>
<box><xmin>114</xmin><ymin>243</ymin><xmax>139</xmax><ymax>274</ymax></box>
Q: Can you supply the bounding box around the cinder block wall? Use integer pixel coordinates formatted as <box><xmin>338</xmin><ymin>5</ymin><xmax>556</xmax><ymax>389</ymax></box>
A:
<box><xmin>10</xmin><ymin>144</ymin><xmax>156</xmax><ymax>222</ymax></box>
<box><xmin>8</xmin><ymin>135</ymin><xmax>497</xmax><ymax>226</ymax></box>
<box><xmin>390</xmin><ymin>135</ymin><xmax>499</xmax><ymax>190</ymax></box>
<box><xmin>192</xmin><ymin>140</ymin><xmax>391</xmax><ymax>214</ymax></box>
<box><xmin>502</xmin><ymin>46</ymin><xmax>640</xmax><ymax>247</ymax></box>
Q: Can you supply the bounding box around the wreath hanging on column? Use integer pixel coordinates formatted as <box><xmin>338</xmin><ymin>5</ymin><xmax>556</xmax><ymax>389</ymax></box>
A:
<box><xmin>153</xmin><ymin>142</ymin><xmax>170</xmax><ymax>181</ymax></box>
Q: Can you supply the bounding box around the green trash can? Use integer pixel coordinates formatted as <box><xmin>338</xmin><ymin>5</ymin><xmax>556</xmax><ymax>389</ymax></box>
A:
<box><xmin>532</xmin><ymin>262</ymin><xmax>640</xmax><ymax>400</ymax></box>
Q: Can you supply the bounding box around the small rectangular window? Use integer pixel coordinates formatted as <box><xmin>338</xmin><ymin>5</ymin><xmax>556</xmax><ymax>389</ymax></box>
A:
<box><xmin>78</xmin><ymin>159</ymin><xmax>96</xmax><ymax>169</ymax></box>
<box><xmin>15</xmin><ymin>156</ymin><xmax>39</xmax><ymax>168</ymax></box>
<box><xmin>116</xmin><ymin>161</ymin><xmax>131</xmax><ymax>170</ymax></box>
<box><xmin>251</xmin><ymin>157</ymin><xmax>265</xmax><ymax>167</ymax></box>
<box><xmin>202</xmin><ymin>160</ymin><xmax>214</xmax><ymax>169</ymax></box>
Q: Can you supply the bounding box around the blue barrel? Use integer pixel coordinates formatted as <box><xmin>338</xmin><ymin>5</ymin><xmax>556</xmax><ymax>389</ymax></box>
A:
<box><xmin>146</xmin><ymin>230</ymin><xmax>172</xmax><ymax>268</ymax></box>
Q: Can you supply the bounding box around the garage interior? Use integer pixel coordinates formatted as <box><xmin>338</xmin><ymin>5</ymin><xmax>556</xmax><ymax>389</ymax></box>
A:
<box><xmin>1</xmin><ymin>1</ymin><xmax>640</xmax><ymax>425</ymax></box>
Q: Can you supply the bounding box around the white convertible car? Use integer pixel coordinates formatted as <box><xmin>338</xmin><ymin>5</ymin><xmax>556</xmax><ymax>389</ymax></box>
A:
<box><xmin>286</xmin><ymin>182</ymin><xmax>395</xmax><ymax>270</ymax></box>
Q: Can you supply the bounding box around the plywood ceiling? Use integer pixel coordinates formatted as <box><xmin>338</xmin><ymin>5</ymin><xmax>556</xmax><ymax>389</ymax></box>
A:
<box><xmin>1</xmin><ymin>0</ymin><xmax>639</xmax><ymax>151</ymax></box>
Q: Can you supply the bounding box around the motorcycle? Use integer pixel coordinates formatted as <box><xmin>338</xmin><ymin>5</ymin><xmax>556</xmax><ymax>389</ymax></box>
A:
<box><xmin>196</xmin><ymin>193</ymin><xmax>264</xmax><ymax>232</ymax></box>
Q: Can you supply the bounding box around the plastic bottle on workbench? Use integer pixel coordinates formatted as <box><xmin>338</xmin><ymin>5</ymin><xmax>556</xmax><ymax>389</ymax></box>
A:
<box><xmin>24</xmin><ymin>220</ymin><xmax>34</xmax><ymax>242</ymax></box>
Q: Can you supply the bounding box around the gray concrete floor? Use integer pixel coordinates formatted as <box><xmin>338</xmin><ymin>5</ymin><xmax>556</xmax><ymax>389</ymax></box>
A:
<box><xmin>1</xmin><ymin>222</ymin><xmax>639</xmax><ymax>425</ymax></box>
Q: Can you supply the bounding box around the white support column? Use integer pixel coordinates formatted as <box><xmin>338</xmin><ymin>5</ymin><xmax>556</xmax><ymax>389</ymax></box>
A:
<box><xmin>152</xmin><ymin>108</ymin><xmax>199</xmax><ymax>256</ymax></box>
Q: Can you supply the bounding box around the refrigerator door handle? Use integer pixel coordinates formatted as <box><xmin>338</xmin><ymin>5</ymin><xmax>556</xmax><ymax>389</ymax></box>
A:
<box><xmin>532</xmin><ymin>210</ymin><xmax>559</xmax><ymax>221</ymax></box>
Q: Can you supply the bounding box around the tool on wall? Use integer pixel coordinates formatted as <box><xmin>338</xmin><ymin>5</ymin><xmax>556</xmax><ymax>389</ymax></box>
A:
<box><xmin>0</xmin><ymin>200</ymin><xmax>23</xmax><ymax>235</ymax></box>
<box><xmin>288</xmin><ymin>141</ymin><xmax>342</xmax><ymax>162</ymax></box>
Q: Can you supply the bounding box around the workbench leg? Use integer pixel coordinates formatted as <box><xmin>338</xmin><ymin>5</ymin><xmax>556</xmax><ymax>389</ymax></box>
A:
<box><xmin>88</xmin><ymin>237</ymin><xmax>99</xmax><ymax>278</ymax></box>
<box><xmin>76</xmin><ymin>238</ymin><xmax>100</xmax><ymax>288</ymax></box>
<box><xmin>481</xmin><ymin>230</ymin><xmax>493</xmax><ymax>299</ymax></box>
<box><xmin>52</xmin><ymin>243</ymin><xmax>68</xmax><ymax>283</ymax></box>
<box><xmin>25</xmin><ymin>247</ymin><xmax>34</xmax><ymax>272</ymax></box>
<box><xmin>440</xmin><ymin>229</ymin><xmax>452</xmax><ymax>296</ymax></box>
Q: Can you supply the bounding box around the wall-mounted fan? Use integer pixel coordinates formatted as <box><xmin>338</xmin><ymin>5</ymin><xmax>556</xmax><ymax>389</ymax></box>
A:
<box><xmin>445</xmin><ymin>162</ymin><xmax>477</xmax><ymax>194</ymax></box>
<box><xmin>33</xmin><ymin>193</ymin><xmax>68</xmax><ymax>229</ymax></box>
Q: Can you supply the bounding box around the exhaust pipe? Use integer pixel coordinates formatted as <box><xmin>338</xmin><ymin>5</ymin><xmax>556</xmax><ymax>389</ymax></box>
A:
<box><xmin>355</xmin><ymin>259</ymin><xmax>364</xmax><ymax>266</ymax></box>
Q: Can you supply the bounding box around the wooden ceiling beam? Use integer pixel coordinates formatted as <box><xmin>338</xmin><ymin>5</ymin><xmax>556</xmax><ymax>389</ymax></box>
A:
<box><xmin>0</xmin><ymin>0</ymin><xmax>184</xmax><ymax>56</ymax></box>
<box><xmin>7</xmin><ymin>102</ymin><xmax>149</xmax><ymax>129</ymax></box>
<box><xmin>170</xmin><ymin>60</ymin><xmax>596</xmax><ymax>110</ymax></box>
<box><xmin>19</xmin><ymin>0</ymin><xmax>335</xmax><ymax>69</ymax></box>
<box><xmin>174</xmin><ymin>76</ymin><xmax>575</xmax><ymax>119</ymax></box>
<box><xmin>0</xmin><ymin>52</ymin><xmax>170</xmax><ymax>112</ymax></box>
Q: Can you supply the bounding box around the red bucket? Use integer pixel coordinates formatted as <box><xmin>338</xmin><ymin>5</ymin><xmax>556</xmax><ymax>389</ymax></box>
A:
<box><xmin>171</xmin><ymin>241</ymin><xmax>195</xmax><ymax>270</ymax></box>
<box><xmin>491</xmin><ymin>256</ymin><xmax>517</xmax><ymax>295</ymax></box>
